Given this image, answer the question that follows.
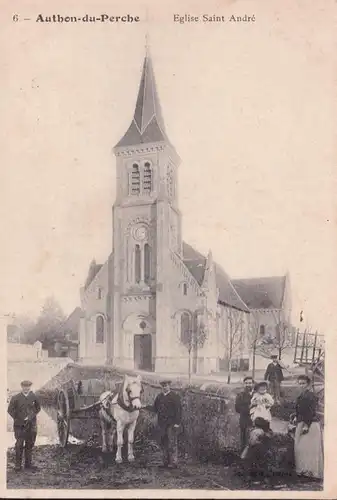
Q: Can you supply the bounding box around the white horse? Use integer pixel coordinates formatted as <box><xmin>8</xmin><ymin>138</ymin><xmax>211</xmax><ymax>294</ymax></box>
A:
<box><xmin>98</xmin><ymin>374</ymin><xmax>143</xmax><ymax>464</ymax></box>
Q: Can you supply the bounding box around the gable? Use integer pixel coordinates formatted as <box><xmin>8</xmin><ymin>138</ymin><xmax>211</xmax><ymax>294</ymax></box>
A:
<box><xmin>182</xmin><ymin>242</ymin><xmax>249</xmax><ymax>312</ymax></box>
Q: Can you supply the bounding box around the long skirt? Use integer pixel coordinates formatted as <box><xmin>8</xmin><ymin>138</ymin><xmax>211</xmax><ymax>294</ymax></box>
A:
<box><xmin>294</xmin><ymin>422</ymin><xmax>324</xmax><ymax>479</ymax></box>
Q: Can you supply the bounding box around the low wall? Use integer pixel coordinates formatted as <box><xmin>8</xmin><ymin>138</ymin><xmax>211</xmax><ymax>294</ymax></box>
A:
<box><xmin>39</xmin><ymin>364</ymin><xmax>303</xmax><ymax>460</ymax></box>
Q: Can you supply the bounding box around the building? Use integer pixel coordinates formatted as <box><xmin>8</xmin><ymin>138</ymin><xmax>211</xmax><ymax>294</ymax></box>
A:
<box><xmin>232</xmin><ymin>274</ymin><xmax>292</xmax><ymax>342</ymax></box>
<box><xmin>42</xmin><ymin>338</ymin><xmax>79</xmax><ymax>361</ymax></box>
<box><xmin>78</xmin><ymin>49</ymin><xmax>292</xmax><ymax>374</ymax></box>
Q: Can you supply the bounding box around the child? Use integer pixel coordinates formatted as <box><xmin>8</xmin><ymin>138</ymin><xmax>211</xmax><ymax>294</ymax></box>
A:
<box><xmin>250</xmin><ymin>381</ymin><xmax>274</xmax><ymax>423</ymax></box>
<box><xmin>241</xmin><ymin>417</ymin><xmax>274</xmax><ymax>486</ymax></box>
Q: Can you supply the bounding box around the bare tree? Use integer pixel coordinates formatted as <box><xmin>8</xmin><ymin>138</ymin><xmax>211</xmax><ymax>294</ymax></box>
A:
<box><xmin>226</xmin><ymin>309</ymin><xmax>245</xmax><ymax>384</ymax></box>
<box><xmin>247</xmin><ymin>311</ymin><xmax>261</xmax><ymax>380</ymax></box>
<box><xmin>180</xmin><ymin>313</ymin><xmax>207</xmax><ymax>384</ymax></box>
<box><xmin>257</xmin><ymin>310</ymin><xmax>292</xmax><ymax>361</ymax></box>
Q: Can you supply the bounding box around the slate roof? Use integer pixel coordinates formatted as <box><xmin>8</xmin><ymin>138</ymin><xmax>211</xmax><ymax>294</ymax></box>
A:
<box><xmin>182</xmin><ymin>242</ymin><xmax>250</xmax><ymax>312</ymax></box>
<box><xmin>231</xmin><ymin>276</ymin><xmax>286</xmax><ymax>310</ymax></box>
<box><xmin>115</xmin><ymin>54</ymin><xmax>169</xmax><ymax>148</ymax></box>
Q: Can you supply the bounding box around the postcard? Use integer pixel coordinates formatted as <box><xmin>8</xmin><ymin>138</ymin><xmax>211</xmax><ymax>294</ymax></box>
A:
<box><xmin>1</xmin><ymin>0</ymin><xmax>336</xmax><ymax>498</ymax></box>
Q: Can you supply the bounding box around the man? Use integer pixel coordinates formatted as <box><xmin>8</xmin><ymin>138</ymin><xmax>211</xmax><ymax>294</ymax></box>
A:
<box><xmin>147</xmin><ymin>380</ymin><xmax>182</xmax><ymax>469</ymax></box>
<box><xmin>264</xmin><ymin>355</ymin><xmax>284</xmax><ymax>404</ymax></box>
<box><xmin>7</xmin><ymin>380</ymin><xmax>41</xmax><ymax>472</ymax></box>
<box><xmin>235</xmin><ymin>376</ymin><xmax>254</xmax><ymax>451</ymax></box>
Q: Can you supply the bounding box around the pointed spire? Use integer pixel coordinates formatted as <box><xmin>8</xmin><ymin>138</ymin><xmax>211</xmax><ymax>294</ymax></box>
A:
<box><xmin>115</xmin><ymin>45</ymin><xmax>169</xmax><ymax>148</ymax></box>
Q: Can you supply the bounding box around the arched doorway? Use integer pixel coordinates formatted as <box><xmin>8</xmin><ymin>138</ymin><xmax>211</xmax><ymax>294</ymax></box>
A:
<box><xmin>122</xmin><ymin>313</ymin><xmax>155</xmax><ymax>372</ymax></box>
<box><xmin>134</xmin><ymin>333</ymin><xmax>152</xmax><ymax>371</ymax></box>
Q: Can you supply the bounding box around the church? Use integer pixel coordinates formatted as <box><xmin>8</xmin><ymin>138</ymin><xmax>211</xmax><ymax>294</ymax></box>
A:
<box><xmin>78</xmin><ymin>49</ymin><xmax>291</xmax><ymax>374</ymax></box>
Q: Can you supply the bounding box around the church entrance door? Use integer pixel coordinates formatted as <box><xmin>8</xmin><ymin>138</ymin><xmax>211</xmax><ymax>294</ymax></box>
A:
<box><xmin>134</xmin><ymin>334</ymin><xmax>152</xmax><ymax>371</ymax></box>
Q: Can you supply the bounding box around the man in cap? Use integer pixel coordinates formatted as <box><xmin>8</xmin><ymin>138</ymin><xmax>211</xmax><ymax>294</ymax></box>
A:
<box><xmin>7</xmin><ymin>380</ymin><xmax>41</xmax><ymax>472</ymax></box>
<box><xmin>264</xmin><ymin>355</ymin><xmax>284</xmax><ymax>404</ymax></box>
<box><xmin>146</xmin><ymin>380</ymin><xmax>182</xmax><ymax>468</ymax></box>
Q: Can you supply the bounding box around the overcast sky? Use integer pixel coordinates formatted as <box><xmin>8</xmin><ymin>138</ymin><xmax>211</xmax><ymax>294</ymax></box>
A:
<box><xmin>1</xmin><ymin>0</ymin><xmax>336</xmax><ymax>336</ymax></box>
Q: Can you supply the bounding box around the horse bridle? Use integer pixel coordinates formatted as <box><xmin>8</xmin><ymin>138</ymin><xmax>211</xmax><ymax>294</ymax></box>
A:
<box><xmin>99</xmin><ymin>385</ymin><xmax>143</xmax><ymax>414</ymax></box>
<box><xmin>125</xmin><ymin>385</ymin><xmax>144</xmax><ymax>409</ymax></box>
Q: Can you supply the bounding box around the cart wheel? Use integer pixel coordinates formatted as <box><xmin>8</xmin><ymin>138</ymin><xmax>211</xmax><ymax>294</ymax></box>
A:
<box><xmin>57</xmin><ymin>390</ymin><xmax>70</xmax><ymax>447</ymax></box>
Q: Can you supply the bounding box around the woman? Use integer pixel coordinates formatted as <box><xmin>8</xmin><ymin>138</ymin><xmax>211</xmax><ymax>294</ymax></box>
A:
<box><xmin>294</xmin><ymin>375</ymin><xmax>323</xmax><ymax>480</ymax></box>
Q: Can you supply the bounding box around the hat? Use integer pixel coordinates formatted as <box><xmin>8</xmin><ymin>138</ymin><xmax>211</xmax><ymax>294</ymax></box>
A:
<box><xmin>160</xmin><ymin>380</ymin><xmax>172</xmax><ymax>386</ymax></box>
<box><xmin>21</xmin><ymin>380</ymin><xmax>32</xmax><ymax>387</ymax></box>
<box><xmin>255</xmin><ymin>381</ymin><xmax>268</xmax><ymax>390</ymax></box>
<box><xmin>271</xmin><ymin>355</ymin><xmax>278</xmax><ymax>359</ymax></box>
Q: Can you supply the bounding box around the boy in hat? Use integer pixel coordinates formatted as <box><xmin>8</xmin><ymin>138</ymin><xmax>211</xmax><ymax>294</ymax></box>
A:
<box><xmin>146</xmin><ymin>380</ymin><xmax>182</xmax><ymax>468</ymax></box>
<box><xmin>7</xmin><ymin>380</ymin><xmax>41</xmax><ymax>472</ymax></box>
<box><xmin>264</xmin><ymin>355</ymin><xmax>284</xmax><ymax>404</ymax></box>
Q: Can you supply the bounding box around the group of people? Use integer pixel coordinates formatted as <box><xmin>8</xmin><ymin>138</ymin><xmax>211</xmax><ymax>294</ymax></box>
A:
<box><xmin>7</xmin><ymin>378</ymin><xmax>183</xmax><ymax>472</ymax></box>
<box><xmin>235</xmin><ymin>359</ymin><xmax>324</xmax><ymax>485</ymax></box>
<box><xmin>7</xmin><ymin>359</ymin><xmax>323</xmax><ymax>486</ymax></box>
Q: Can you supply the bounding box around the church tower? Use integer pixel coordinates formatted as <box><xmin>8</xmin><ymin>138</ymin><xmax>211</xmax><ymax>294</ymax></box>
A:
<box><xmin>109</xmin><ymin>48</ymin><xmax>182</xmax><ymax>371</ymax></box>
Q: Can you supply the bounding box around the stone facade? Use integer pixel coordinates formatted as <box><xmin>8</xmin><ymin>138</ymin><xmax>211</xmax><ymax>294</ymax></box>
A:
<box><xmin>78</xmin><ymin>50</ymin><xmax>291</xmax><ymax>374</ymax></box>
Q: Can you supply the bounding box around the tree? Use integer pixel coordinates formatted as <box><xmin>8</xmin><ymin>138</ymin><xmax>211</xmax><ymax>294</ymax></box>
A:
<box><xmin>180</xmin><ymin>312</ymin><xmax>207</xmax><ymax>384</ymax></box>
<box><xmin>257</xmin><ymin>311</ymin><xmax>292</xmax><ymax>361</ymax></box>
<box><xmin>24</xmin><ymin>296</ymin><xmax>67</xmax><ymax>345</ymax></box>
<box><xmin>248</xmin><ymin>311</ymin><xmax>262</xmax><ymax>380</ymax></box>
<box><xmin>226</xmin><ymin>308</ymin><xmax>245</xmax><ymax>384</ymax></box>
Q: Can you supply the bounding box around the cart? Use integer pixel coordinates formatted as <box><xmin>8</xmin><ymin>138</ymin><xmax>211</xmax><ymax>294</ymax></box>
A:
<box><xmin>56</xmin><ymin>378</ymin><xmax>120</xmax><ymax>447</ymax></box>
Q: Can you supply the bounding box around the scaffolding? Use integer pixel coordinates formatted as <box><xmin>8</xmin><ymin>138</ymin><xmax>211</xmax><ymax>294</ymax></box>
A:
<box><xmin>293</xmin><ymin>330</ymin><xmax>325</xmax><ymax>366</ymax></box>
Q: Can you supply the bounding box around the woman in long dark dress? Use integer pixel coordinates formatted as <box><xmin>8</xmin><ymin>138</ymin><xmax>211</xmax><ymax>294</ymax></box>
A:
<box><xmin>294</xmin><ymin>375</ymin><xmax>323</xmax><ymax>480</ymax></box>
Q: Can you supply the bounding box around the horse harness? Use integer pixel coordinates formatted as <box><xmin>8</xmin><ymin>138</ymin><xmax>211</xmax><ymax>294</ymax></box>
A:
<box><xmin>99</xmin><ymin>386</ymin><xmax>143</xmax><ymax>424</ymax></box>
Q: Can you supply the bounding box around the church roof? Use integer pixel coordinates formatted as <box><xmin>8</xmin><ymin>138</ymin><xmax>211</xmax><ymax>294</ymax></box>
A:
<box><xmin>182</xmin><ymin>242</ymin><xmax>250</xmax><ymax>312</ymax></box>
<box><xmin>231</xmin><ymin>276</ymin><xmax>286</xmax><ymax>310</ymax></box>
<box><xmin>115</xmin><ymin>53</ymin><xmax>169</xmax><ymax>148</ymax></box>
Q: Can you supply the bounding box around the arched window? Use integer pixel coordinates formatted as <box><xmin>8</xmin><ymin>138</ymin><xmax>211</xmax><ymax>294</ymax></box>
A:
<box><xmin>131</xmin><ymin>163</ymin><xmax>140</xmax><ymax>195</ymax></box>
<box><xmin>260</xmin><ymin>325</ymin><xmax>265</xmax><ymax>336</ymax></box>
<box><xmin>183</xmin><ymin>283</ymin><xmax>188</xmax><ymax>296</ymax></box>
<box><xmin>135</xmin><ymin>245</ymin><xmax>141</xmax><ymax>283</ymax></box>
<box><xmin>144</xmin><ymin>243</ymin><xmax>151</xmax><ymax>284</ymax></box>
<box><xmin>96</xmin><ymin>316</ymin><xmax>104</xmax><ymax>344</ymax></box>
<box><xmin>180</xmin><ymin>312</ymin><xmax>191</xmax><ymax>345</ymax></box>
<box><xmin>143</xmin><ymin>162</ymin><xmax>152</xmax><ymax>194</ymax></box>
<box><xmin>167</xmin><ymin>166</ymin><xmax>174</xmax><ymax>198</ymax></box>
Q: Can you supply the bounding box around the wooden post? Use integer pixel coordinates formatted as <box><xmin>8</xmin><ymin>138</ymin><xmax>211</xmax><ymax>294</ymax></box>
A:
<box><xmin>300</xmin><ymin>331</ymin><xmax>306</xmax><ymax>364</ymax></box>
<box><xmin>294</xmin><ymin>329</ymin><xmax>299</xmax><ymax>364</ymax></box>
<box><xmin>312</xmin><ymin>331</ymin><xmax>318</xmax><ymax>365</ymax></box>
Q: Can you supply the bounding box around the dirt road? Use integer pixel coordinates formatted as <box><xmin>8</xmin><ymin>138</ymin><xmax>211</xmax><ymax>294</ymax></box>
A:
<box><xmin>7</xmin><ymin>442</ymin><xmax>322</xmax><ymax>491</ymax></box>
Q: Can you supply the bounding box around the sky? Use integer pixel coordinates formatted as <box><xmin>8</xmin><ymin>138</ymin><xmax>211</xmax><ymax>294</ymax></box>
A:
<box><xmin>1</xmin><ymin>0</ymin><xmax>336</xmax><ymax>336</ymax></box>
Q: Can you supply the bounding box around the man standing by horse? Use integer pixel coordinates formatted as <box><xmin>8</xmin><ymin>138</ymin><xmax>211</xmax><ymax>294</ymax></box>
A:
<box><xmin>147</xmin><ymin>380</ymin><xmax>182</xmax><ymax>469</ymax></box>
